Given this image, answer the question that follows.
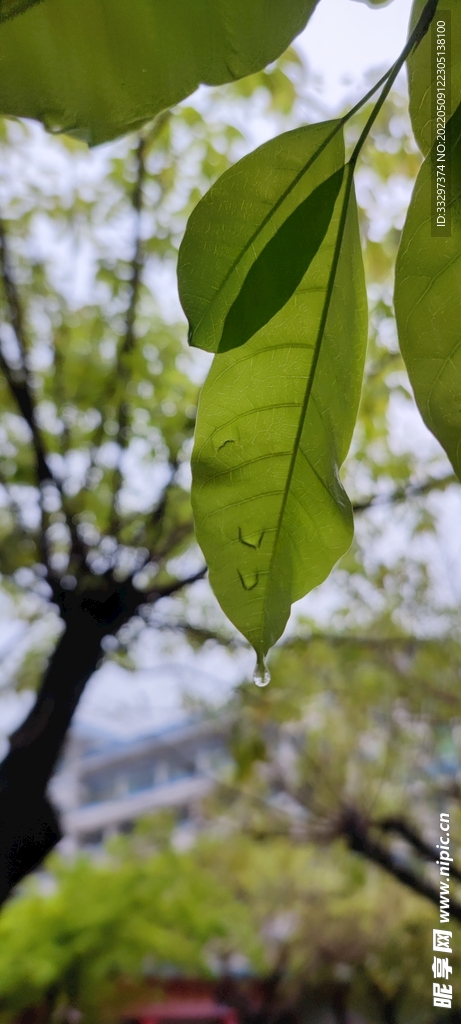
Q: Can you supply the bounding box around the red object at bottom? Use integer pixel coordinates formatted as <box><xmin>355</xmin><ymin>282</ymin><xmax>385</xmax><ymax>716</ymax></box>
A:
<box><xmin>124</xmin><ymin>999</ymin><xmax>239</xmax><ymax>1024</ymax></box>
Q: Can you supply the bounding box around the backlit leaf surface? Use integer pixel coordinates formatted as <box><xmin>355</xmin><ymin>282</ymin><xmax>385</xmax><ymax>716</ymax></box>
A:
<box><xmin>0</xmin><ymin>0</ymin><xmax>319</xmax><ymax>144</ymax></box>
<box><xmin>0</xmin><ymin>0</ymin><xmax>40</xmax><ymax>21</ymax></box>
<box><xmin>407</xmin><ymin>0</ymin><xmax>461</xmax><ymax>155</ymax></box>
<box><xmin>395</xmin><ymin>101</ymin><xmax>461</xmax><ymax>476</ymax></box>
<box><xmin>189</xmin><ymin>123</ymin><xmax>368</xmax><ymax>659</ymax></box>
<box><xmin>179</xmin><ymin>122</ymin><xmax>346</xmax><ymax>353</ymax></box>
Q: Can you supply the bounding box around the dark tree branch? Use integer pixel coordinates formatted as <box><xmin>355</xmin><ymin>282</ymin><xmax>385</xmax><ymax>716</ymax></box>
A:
<box><xmin>360</xmin><ymin>970</ymin><xmax>404</xmax><ymax>1024</ymax></box>
<box><xmin>154</xmin><ymin>521</ymin><xmax>197</xmax><ymax>564</ymax></box>
<box><xmin>152</xmin><ymin>464</ymin><xmax>178</xmax><ymax>515</ymax></box>
<box><xmin>122</xmin><ymin>462</ymin><xmax>181</xmax><ymax>556</ymax></box>
<box><xmin>376</xmin><ymin>815</ymin><xmax>461</xmax><ymax>884</ymax></box>
<box><xmin>0</xmin><ymin>220</ymin><xmax>87</xmax><ymax>585</ymax></box>
<box><xmin>108</xmin><ymin>132</ymin><xmax>144</xmax><ymax>539</ymax></box>
<box><xmin>280</xmin><ymin>632</ymin><xmax>454</xmax><ymax>654</ymax></box>
<box><xmin>144</xmin><ymin>565</ymin><xmax>207</xmax><ymax>602</ymax></box>
<box><xmin>122</xmin><ymin>136</ymin><xmax>147</xmax><ymax>355</ymax></box>
<box><xmin>0</xmin><ymin>223</ymin><xmax>60</xmax><ymax>587</ymax></box>
<box><xmin>352</xmin><ymin>472</ymin><xmax>457</xmax><ymax>514</ymax></box>
<box><xmin>0</xmin><ymin>220</ymin><xmax>51</xmax><ymax>484</ymax></box>
<box><xmin>52</xmin><ymin>322</ymin><xmax>90</xmax><ymax>567</ymax></box>
<box><xmin>0</xmin><ymin>555</ymin><xmax>205</xmax><ymax>905</ymax></box>
<box><xmin>340</xmin><ymin>806</ymin><xmax>461</xmax><ymax>921</ymax></box>
<box><xmin>0</xmin><ymin>469</ymin><xmax>26</xmax><ymax>524</ymax></box>
<box><xmin>0</xmin><ymin>219</ymin><xmax>29</xmax><ymax>365</ymax></box>
<box><xmin>147</xmin><ymin>614</ymin><xmax>242</xmax><ymax>650</ymax></box>
<box><xmin>111</xmin><ymin>133</ymin><xmax>146</xmax><ymax>467</ymax></box>
<box><xmin>109</xmin><ymin>113</ymin><xmax>170</xmax><ymax>539</ymax></box>
<box><xmin>0</xmin><ymin>347</ymin><xmax>51</xmax><ymax>486</ymax></box>
<box><xmin>0</xmin><ymin>471</ymin><xmax>61</xmax><ymax>600</ymax></box>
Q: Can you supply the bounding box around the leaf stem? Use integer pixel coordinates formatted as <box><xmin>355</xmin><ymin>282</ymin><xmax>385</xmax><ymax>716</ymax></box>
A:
<box><xmin>261</xmin><ymin>0</ymin><xmax>440</xmax><ymax>659</ymax></box>
<box><xmin>313</xmin><ymin>0</ymin><xmax>439</xmax><ymax>173</ymax></box>
<box><xmin>299</xmin><ymin>0</ymin><xmax>442</xmax><ymax>474</ymax></box>
<box><xmin>350</xmin><ymin>0</ymin><xmax>439</xmax><ymax>168</ymax></box>
<box><xmin>191</xmin><ymin>1</ymin><xmax>437</xmax><ymax>349</ymax></box>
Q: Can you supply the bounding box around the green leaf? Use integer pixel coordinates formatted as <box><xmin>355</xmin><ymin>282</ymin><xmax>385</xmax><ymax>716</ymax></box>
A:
<box><xmin>0</xmin><ymin>0</ymin><xmax>319</xmax><ymax>145</ymax></box>
<box><xmin>0</xmin><ymin>0</ymin><xmax>40</xmax><ymax>22</ymax></box>
<box><xmin>407</xmin><ymin>0</ymin><xmax>461</xmax><ymax>156</ymax></box>
<box><xmin>179</xmin><ymin>122</ymin><xmax>347</xmax><ymax>354</ymax></box>
<box><xmin>189</xmin><ymin>123</ymin><xmax>368</xmax><ymax>663</ymax></box>
<box><xmin>395</xmin><ymin>101</ymin><xmax>461</xmax><ymax>478</ymax></box>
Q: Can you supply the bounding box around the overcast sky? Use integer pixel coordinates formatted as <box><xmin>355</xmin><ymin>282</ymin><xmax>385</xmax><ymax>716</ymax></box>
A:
<box><xmin>298</xmin><ymin>0</ymin><xmax>414</xmax><ymax>109</ymax></box>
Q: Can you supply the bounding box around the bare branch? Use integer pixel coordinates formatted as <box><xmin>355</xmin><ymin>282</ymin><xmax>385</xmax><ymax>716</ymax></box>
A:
<box><xmin>340</xmin><ymin>806</ymin><xmax>461</xmax><ymax>921</ymax></box>
<box><xmin>353</xmin><ymin>472</ymin><xmax>457</xmax><ymax>514</ymax></box>
<box><xmin>122</xmin><ymin>461</ymin><xmax>180</xmax><ymax>549</ymax></box>
<box><xmin>154</xmin><ymin>519</ymin><xmax>196</xmax><ymax>562</ymax></box>
<box><xmin>147</xmin><ymin>614</ymin><xmax>243</xmax><ymax>650</ymax></box>
<box><xmin>0</xmin><ymin>221</ymin><xmax>87</xmax><ymax>588</ymax></box>
<box><xmin>0</xmin><ymin>219</ymin><xmax>29</xmax><ymax>366</ymax></box>
<box><xmin>105</xmin><ymin>131</ymin><xmax>147</xmax><ymax>537</ymax></box>
<box><xmin>0</xmin><ymin>470</ymin><xmax>55</xmax><ymax>596</ymax></box>
<box><xmin>0</xmin><ymin>350</ymin><xmax>50</xmax><ymax>486</ymax></box>
<box><xmin>109</xmin><ymin>112</ymin><xmax>171</xmax><ymax>538</ymax></box>
<box><xmin>144</xmin><ymin>565</ymin><xmax>207</xmax><ymax>602</ymax></box>
<box><xmin>0</xmin><ymin>222</ymin><xmax>60</xmax><ymax>586</ymax></box>
<box><xmin>376</xmin><ymin>815</ymin><xmax>461</xmax><ymax>884</ymax></box>
<box><xmin>0</xmin><ymin>219</ymin><xmax>94</xmax><ymax>582</ymax></box>
<box><xmin>279</xmin><ymin>631</ymin><xmax>459</xmax><ymax>655</ymax></box>
<box><xmin>0</xmin><ymin>222</ymin><xmax>45</xmax><ymax>464</ymax></box>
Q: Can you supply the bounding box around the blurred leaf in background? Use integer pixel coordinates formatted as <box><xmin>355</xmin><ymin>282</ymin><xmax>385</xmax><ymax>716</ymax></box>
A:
<box><xmin>0</xmin><ymin>0</ymin><xmax>319</xmax><ymax>143</ymax></box>
<box><xmin>0</xmin><ymin>825</ymin><xmax>452</xmax><ymax>1024</ymax></box>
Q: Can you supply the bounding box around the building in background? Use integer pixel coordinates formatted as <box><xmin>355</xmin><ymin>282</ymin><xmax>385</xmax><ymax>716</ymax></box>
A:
<box><xmin>50</xmin><ymin>716</ymin><xmax>230</xmax><ymax>850</ymax></box>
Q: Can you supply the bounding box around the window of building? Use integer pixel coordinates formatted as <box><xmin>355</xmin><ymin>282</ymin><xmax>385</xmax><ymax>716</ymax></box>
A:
<box><xmin>82</xmin><ymin>770</ymin><xmax>119</xmax><ymax>804</ymax></box>
<box><xmin>118</xmin><ymin>820</ymin><xmax>135</xmax><ymax>835</ymax></box>
<box><xmin>127</xmin><ymin>761</ymin><xmax>154</xmax><ymax>793</ymax></box>
<box><xmin>167</xmin><ymin>760</ymin><xmax>196</xmax><ymax>782</ymax></box>
<box><xmin>81</xmin><ymin>829</ymin><xmax>104</xmax><ymax>846</ymax></box>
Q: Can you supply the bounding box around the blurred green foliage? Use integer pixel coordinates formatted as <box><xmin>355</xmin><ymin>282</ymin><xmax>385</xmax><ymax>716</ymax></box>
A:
<box><xmin>0</xmin><ymin>836</ymin><xmax>261</xmax><ymax>1022</ymax></box>
<box><xmin>0</xmin><ymin>825</ymin><xmax>452</xmax><ymax>1024</ymax></box>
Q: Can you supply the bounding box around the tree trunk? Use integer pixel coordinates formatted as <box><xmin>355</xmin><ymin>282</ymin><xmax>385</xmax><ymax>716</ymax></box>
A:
<box><xmin>0</xmin><ymin>580</ymin><xmax>139</xmax><ymax>906</ymax></box>
<box><xmin>331</xmin><ymin>983</ymin><xmax>350</xmax><ymax>1024</ymax></box>
<box><xmin>382</xmin><ymin>997</ymin><xmax>399</xmax><ymax>1024</ymax></box>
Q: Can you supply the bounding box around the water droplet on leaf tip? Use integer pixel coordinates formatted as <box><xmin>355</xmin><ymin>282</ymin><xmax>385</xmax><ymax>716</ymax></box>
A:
<box><xmin>253</xmin><ymin>656</ymin><xmax>271</xmax><ymax>688</ymax></box>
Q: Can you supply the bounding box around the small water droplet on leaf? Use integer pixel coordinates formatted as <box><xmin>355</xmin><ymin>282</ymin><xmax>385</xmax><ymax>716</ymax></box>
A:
<box><xmin>253</xmin><ymin>655</ymin><xmax>271</xmax><ymax>688</ymax></box>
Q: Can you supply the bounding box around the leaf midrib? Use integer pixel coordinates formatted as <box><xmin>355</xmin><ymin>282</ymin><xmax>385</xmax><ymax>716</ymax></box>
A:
<box><xmin>259</xmin><ymin>162</ymin><xmax>354</xmax><ymax>653</ymax></box>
